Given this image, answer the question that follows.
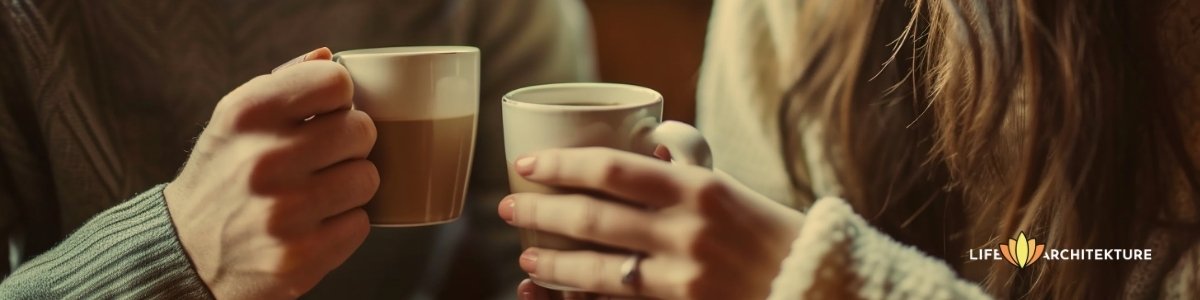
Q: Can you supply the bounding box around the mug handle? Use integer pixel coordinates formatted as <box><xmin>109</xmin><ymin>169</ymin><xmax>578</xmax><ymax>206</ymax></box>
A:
<box><xmin>638</xmin><ymin>120</ymin><xmax>713</xmax><ymax>169</ymax></box>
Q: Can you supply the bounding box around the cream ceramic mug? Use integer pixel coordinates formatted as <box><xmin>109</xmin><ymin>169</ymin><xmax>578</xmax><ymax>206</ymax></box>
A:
<box><xmin>502</xmin><ymin>83</ymin><xmax>712</xmax><ymax>291</ymax></box>
<box><xmin>334</xmin><ymin>46</ymin><xmax>479</xmax><ymax>227</ymax></box>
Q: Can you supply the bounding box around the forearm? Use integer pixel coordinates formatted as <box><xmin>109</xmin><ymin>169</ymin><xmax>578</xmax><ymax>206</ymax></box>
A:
<box><xmin>0</xmin><ymin>184</ymin><xmax>212</xmax><ymax>299</ymax></box>
<box><xmin>769</xmin><ymin>197</ymin><xmax>991</xmax><ymax>300</ymax></box>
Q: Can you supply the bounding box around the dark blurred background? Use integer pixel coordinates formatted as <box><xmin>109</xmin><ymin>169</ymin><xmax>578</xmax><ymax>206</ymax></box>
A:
<box><xmin>585</xmin><ymin>0</ymin><xmax>711</xmax><ymax>125</ymax></box>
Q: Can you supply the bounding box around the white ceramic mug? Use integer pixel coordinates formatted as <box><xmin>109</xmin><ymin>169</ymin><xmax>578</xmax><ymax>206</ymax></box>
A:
<box><xmin>334</xmin><ymin>46</ymin><xmax>479</xmax><ymax>227</ymax></box>
<box><xmin>502</xmin><ymin>82</ymin><xmax>712</xmax><ymax>291</ymax></box>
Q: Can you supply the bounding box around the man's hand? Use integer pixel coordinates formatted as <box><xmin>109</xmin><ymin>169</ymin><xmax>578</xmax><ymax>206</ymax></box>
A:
<box><xmin>164</xmin><ymin>48</ymin><xmax>379</xmax><ymax>299</ymax></box>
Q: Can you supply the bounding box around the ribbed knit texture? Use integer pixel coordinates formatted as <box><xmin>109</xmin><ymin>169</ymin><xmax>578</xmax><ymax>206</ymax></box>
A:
<box><xmin>0</xmin><ymin>184</ymin><xmax>212</xmax><ymax>299</ymax></box>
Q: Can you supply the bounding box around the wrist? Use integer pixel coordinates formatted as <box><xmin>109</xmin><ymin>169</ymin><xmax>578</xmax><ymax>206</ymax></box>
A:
<box><xmin>163</xmin><ymin>181</ymin><xmax>218</xmax><ymax>294</ymax></box>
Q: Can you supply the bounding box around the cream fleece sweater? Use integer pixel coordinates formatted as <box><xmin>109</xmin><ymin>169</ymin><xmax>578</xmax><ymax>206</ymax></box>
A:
<box><xmin>697</xmin><ymin>1</ymin><xmax>990</xmax><ymax>297</ymax></box>
<box><xmin>768</xmin><ymin>198</ymin><xmax>989</xmax><ymax>299</ymax></box>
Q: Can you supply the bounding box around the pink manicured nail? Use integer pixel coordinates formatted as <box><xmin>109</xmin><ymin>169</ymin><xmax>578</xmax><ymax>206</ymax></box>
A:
<box><xmin>519</xmin><ymin>248</ymin><xmax>539</xmax><ymax>274</ymax></box>
<box><xmin>514</xmin><ymin>156</ymin><xmax>537</xmax><ymax>176</ymax></box>
<box><xmin>498</xmin><ymin>196</ymin><xmax>516</xmax><ymax>223</ymax></box>
<box><xmin>272</xmin><ymin>47</ymin><xmax>332</xmax><ymax>73</ymax></box>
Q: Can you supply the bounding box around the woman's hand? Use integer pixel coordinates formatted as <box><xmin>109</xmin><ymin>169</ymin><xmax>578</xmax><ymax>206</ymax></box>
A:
<box><xmin>498</xmin><ymin>147</ymin><xmax>804</xmax><ymax>300</ymax></box>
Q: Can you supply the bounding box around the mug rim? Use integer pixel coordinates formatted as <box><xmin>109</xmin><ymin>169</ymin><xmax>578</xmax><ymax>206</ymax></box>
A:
<box><xmin>333</xmin><ymin>46</ymin><xmax>478</xmax><ymax>60</ymax></box>
<box><xmin>502</xmin><ymin>83</ymin><xmax>662</xmax><ymax>112</ymax></box>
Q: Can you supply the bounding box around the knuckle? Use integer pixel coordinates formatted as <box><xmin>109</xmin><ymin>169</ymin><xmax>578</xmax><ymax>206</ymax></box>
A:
<box><xmin>540</xmin><ymin>250</ymin><xmax>561</xmax><ymax>279</ymax></box>
<box><xmin>215</xmin><ymin>75</ymin><xmax>273</xmax><ymax>129</ymax></box>
<box><xmin>642</xmin><ymin>218</ymin><xmax>671</xmax><ymax>249</ymax></box>
<box><xmin>568</xmin><ymin>196</ymin><xmax>603</xmax><ymax>238</ymax></box>
<box><xmin>348</xmin><ymin>110</ymin><xmax>377</xmax><ymax>143</ymax></box>
<box><xmin>311</xmin><ymin>61</ymin><xmax>354</xmax><ymax>96</ymax></box>
<box><xmin>212</xmin><ymin>98</ymin><xmax>247</xmax><ymax>130</ymax></box>
<box><xmin>263</xmin><ymin>196</ymin><xmax>300</xmax><ymax>237</ymax></box>
<box><xmin>357</xmin><ymin>161</ymin><xmax>381</xmax><ymax>199</ymax></box>
<box><xmin>345</xmin><ymin>209</ymin><xmax>371</xmax><ymax>236</ymax></box>
<box><xmin>683</xmin><ymin>224</ymin><xmax>726</xmax><ymax>260</ymax></box>
<box><xmin>596</xmin><ymin>156</ymin><xmax>624</xmax><ymax>186</ymax></box>
<box><xmin>584</xmin><ymin>256</ymin><xmax>611</xmax><ymax>290</ymax></box>
<box><xmin>675</xmin><ymin>219</ymin><xmax>709</xmax><ymax>255</ymax></box>
<box><xmin>693</xmin><ymin>174</ymin><xmax>731</xmax><ymax>207</ymax></box>
<box><xmin>351</xmin><ymin>208</ymin><xmax>370</xmax><ymax>227</ymax></box>
<box><xmin>538</xmin><ymin>149</ymin><xmax>566</xmax><ymax>182</ymax></box>
<box><xmin>248</xmin><ymin>150</ymin><xmax>288</xmax><ymax>194</ymax></box>
<box><xmin>521</xmin><ymin>196</ymin><xmax>541</xmax><ymax>230</ymax></box>
<box><xmin>333</xmin><ymin>163</ymin><xmax>379</xmax><ymax>207</ymax></box>
<box><xmin>222</xmin><ymin>75</ymin><xmax>271</xmax><ymax>106</ymax></box>
<box><xmin>345</xmin><ymin>111</ymin><xmax>377</xmax><ymax>143</ymax></box>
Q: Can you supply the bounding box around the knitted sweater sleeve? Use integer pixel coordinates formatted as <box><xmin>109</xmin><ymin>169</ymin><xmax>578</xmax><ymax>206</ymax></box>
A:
<box><xmin>768</xmin><ymin>197</ymin><xmax>991</xmax><ymax>300</ymax></box>
<box><xmin>0</xmin><ymin>184</ymin><xmax>212</xmax><ymax>299</ymax></box>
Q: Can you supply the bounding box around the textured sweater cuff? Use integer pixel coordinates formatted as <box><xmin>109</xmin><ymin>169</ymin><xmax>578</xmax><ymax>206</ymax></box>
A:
<box><xmin>767</xmin><ymin>197</ymin><xmax>990</xmax><ymax>300</ymax></box>
<box><xmin>0</xmin><ymin>184</ymin><xmax>212</xmax><ymax>299</ymax></box>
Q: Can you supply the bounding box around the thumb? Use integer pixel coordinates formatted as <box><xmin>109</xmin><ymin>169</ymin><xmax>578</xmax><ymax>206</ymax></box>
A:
<box><xmin>272</xmin><ymin>47</ymin><xmax>333</xmax><ymax>73</ymax></box>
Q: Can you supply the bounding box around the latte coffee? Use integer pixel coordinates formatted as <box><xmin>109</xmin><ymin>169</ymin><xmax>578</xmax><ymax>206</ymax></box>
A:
<box><xmin>366</xmin><ymin>115</ymin><xmax>475</xmax><ymax>224</ymax></box>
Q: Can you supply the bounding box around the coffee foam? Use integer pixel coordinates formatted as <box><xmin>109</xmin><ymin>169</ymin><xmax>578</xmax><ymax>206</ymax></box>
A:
<box><xmin>337</xmin><ymin>47</ymin><xmax>479</xmax><ymax>121</ymax></box>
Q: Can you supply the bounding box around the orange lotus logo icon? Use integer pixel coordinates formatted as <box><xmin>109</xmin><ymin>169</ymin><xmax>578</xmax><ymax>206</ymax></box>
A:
<box><xmin>1000</xmin><ymin>232</ymin><xmax>1045</xmax><ymax>268</ymax></box>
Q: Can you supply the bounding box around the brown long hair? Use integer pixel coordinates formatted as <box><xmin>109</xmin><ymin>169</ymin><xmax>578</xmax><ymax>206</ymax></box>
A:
<box><xmin>779</xmin><ymin>0</ymin><xmax>1200</xmax><ymax>298</ymax></box>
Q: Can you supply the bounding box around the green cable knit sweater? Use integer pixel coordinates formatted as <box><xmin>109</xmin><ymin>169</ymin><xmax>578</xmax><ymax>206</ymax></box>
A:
<box><xmin>0</xmin><ymin>185</ymin><xmax>211</xmax><ymax>299</ymax></box>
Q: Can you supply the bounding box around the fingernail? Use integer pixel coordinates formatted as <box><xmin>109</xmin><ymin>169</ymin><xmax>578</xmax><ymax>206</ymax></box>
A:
<box><xmin>498</xmin><ymin>196</ymin><xmax>516</xmax><ymax>223</ymax></box>
<box><xmin>653</xmin><ymin>144</ymin><xmax>673</xmax><ymax>161</ymax></box>
<box><xmin>519</xmin><ymin>248</ymin><xmax>539</xmax><ymax>274</ymax></box>
<box><xmin>519</xmin><ymin>291</ymin><xmax>534</xmax><ymax>300</ymax></box>
<box><xmin>272</xmin><ymin>47</ymin><xmax>331</xmax><ymax>73</ymax></box>
<box><xmin>515</xmin><ymin>156</ymin><xmax>537</xmax><ymax>176</ymax></box>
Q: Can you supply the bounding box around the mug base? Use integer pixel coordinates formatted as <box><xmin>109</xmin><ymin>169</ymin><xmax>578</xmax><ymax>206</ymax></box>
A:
<box><xmin>531</xmin><ymin>279</ymin><xmax>585</xmax><ymax>292</ymax></box>
<box><xmin>369</xmin><ymin>216</ymin><xmax>460</xmax><ymax>227</ymax></box>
